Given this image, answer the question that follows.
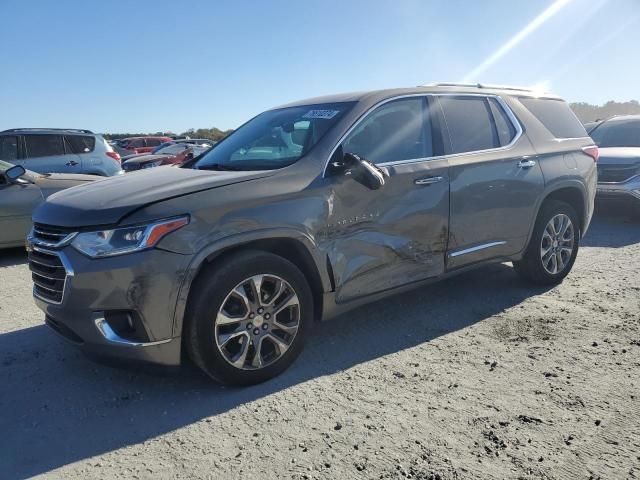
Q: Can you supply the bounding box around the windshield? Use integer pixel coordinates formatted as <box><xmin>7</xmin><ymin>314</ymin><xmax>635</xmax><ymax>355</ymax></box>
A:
<box><xmin>193</xmin><ymin>102</ymin><xmax>355</xmax><ymax>171</ymax></box>
<box><xmin>590</xmin><ymin>119</ymin><xmax>640</xmax><ymax>147</ymax></box>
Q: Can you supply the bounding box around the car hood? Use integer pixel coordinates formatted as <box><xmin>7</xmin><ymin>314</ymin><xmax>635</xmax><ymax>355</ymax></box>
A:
<box><xmin>598</xmin><ymin>147</ymin><xmax>640</xmax><ymax>165</ymax></box>
<box><xmin>124</xmin><ymin>154</ymin><xmax>173</xmax><ymax>166</ymax></box>
<box><xmin>33</xmin><ymin>166</ymin><xmax>274</xmax><ymax>227</ymax></box>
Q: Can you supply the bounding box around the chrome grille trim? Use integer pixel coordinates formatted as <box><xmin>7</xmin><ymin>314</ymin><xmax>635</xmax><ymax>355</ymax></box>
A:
<box><xmin>28</xmin><ymin>225</ymin><xmax>78</xmax><ymax>249</ymax></box>
<box><xmin>28</xmin><ymin>246</ymin><xmax>74</xmax><ymax>305</ymax></box>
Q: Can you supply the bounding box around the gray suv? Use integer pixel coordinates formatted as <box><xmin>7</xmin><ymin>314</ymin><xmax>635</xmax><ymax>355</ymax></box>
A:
<box><xmin>0</xmin><ymin>128</ymin><xmax>123</xmax><ymax>176</ymax></box>
<box><xmin>28</xmin><ymin>84</ymin><xmax>597</xmax><ymax>385</ymax></box>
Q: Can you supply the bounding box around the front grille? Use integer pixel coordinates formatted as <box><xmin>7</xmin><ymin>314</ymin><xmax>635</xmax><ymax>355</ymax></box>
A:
<box><xmin>31</xmin><ymin>223</ymin><xmax>76</xmax><ymax>247</ymax></box>
<box><xmin>29</xmin><ymin>249</ymin><xmax>68</xmax><ymax>303</ymax></box>
<box><xmin>598</xmin><ymin>164</ymin><xmax>640</xmax><ymax>183</ymax></box>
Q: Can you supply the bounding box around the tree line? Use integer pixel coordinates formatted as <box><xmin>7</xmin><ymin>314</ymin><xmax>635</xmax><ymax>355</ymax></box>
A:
<box><xmin>102</xmin><ymin>100</ymin><xmax>640</xmax><ymax>140</ymax></box>
<box><xmin>569</xmin><ymin>100</ymin><xmax>640</xmax><ymax>123</ymax></box>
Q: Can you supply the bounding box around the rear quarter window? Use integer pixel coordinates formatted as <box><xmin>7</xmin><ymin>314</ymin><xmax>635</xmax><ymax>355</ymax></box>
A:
<box><xmin>65</xmin><ymin>135</ymin><xmax>96</xmax><ymax>154</ymax></box>
<box><xmin>519</xmin><ymin>97</ymin><xmax>587</xmax><ymax>139</ymax></box>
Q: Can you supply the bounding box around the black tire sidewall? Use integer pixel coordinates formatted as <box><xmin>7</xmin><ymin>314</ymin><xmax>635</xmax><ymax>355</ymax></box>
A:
<box><xmin>186</xmin><ymin>251</ymin><xmax>313</xmax><ymax>386</ymax></box>
<box><xmin>518</xmin><ymin>200</ymin><xmax>581</xmax><ymax>285</ymax></box>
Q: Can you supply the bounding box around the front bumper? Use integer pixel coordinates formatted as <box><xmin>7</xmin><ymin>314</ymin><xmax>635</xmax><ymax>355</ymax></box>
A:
<box><xmin>596</xmin><ymin>176</ymin><xmax>640</xmax><ymax>202</ymax></box>
<box><xmin>30</xmin><ymin>245</ymin><xmax>191</xmax><ymax>367</ymax></box>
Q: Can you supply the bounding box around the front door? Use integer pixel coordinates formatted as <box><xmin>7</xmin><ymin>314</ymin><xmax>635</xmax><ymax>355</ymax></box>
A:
<box><xmin>323</xmin><ymin>96</ymin><xmax>450</xmax><ymax>303</ymax></box>
<box><xmin>0</xmin><ymin>175</ymin><xmax>43</xmax><ymax>247</ymax></box>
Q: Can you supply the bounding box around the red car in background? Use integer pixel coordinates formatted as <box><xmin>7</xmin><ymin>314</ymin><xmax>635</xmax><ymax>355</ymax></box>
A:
<box><xmin>121</xmin><ymin>142</ymin><xmax>212</xmax><ymax>171</ymax></box>
<box><xmin>114</xmin><ymin>136</ymin><xmax>173</xmax><ymax>156</ymax></box>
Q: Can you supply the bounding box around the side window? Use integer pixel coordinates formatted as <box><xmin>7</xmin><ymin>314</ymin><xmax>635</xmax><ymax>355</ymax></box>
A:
<box><xmin>146</xmin><ymin>138</ymin><xmax>162</xmax><ymax>147</ymax></box>
<box><xmin>65</xmin><ymin>135</ymin><xmax>96</xmax><ymax>154</ymax></box>
<box><xmin>0</xmin><ymin>136</ymin><xmax>19</xmax><ymax>161</ymax></box>
<box><xmin>131</xmin><ymin>139</ymin><xmax>145</xmax><ymax>148</ymax></box>
<box><xmin>24</xmin><ymin>135</ymin><xmax>65</xmax><ymax>158</ymax></box>
<box><xmin>342</xmin><ymin>97</ymin><xmax>430</xmax><ymax>164</ymax></box>
<box><xmin>488</xmin><ymin>98</ymin><xmax>517</xmax><ymax>146</ymax></box>
<box><xmin>438</xmin><ymin>96</ymin><xmax>498</xmax><ymax>154</ymax></box>
<box><xmin>519</xmin><ymin>97</ymin><xmax>587</xmax><ymax>139</ymax></box>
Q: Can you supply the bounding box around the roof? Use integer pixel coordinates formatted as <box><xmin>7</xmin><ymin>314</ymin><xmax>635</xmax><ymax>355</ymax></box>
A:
<box><xmin>275</xmin><ymin>83</ymin><xmax>562</xmax><ymax>109</ymax></box>
<box><xmin>1</xmin><ymin>128</ymin><xmax>94</xmax><ymax>135</ymax></box>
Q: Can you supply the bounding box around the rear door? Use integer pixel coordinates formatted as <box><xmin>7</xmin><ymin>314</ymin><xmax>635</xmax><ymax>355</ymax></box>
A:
<box><xmin>324</xmin><ymin>96</ymin><xmax>450</xmax><ymax>303</ymax></box>
<box><xmin>438</xmin><ymin>95</ymin><xmax>544</xmax><ymax>269</ymax></box>
<box><xmin>23</xmin><ymin>134</ymin><xmax>82</xmax><ymax>174</ymax></box>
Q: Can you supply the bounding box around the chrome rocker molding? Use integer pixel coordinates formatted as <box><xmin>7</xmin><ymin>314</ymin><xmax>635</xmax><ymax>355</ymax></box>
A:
<box><xmin>94</xmin><ymin>316</ymin><xmax>173</xmax><ymax>347</ymax></box>
<box><xmin>448</xmin><ymin>241</ymin><xmax>507</xmax><ymax>258</ymax></box>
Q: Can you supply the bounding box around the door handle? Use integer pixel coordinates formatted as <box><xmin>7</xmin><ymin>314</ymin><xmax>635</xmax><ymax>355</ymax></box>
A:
<box><xmin>414</xmin><ymin>176</ymin><xmax>444</xmax><ymax>186</ymax></box>
<box><xmin>66</xmin><ymin>160</ymin><xmax>79</xmax><ymax>166</ymax></box>
<box><xmin>517</xmin><ymin>159</ymin><xmax>536</xmax><ymax>169</ymax></box>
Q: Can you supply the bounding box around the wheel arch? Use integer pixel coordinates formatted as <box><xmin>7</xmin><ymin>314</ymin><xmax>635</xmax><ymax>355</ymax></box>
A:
<box><xmin>172</xmin><ymin>230</ymin><xmax>331</xmax><ymax>339</ymax></box>
<box><xmin>526</xmin><ymin>181</ymin><xmax>588</xmax><ymax>248</ymax></box>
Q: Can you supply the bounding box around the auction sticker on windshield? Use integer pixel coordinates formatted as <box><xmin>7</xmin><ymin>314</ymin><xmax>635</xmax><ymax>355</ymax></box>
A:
<box><xmin>302</xmin><ymin>109</ymin><xmax>340</xmax><ymax>119</ymax></box>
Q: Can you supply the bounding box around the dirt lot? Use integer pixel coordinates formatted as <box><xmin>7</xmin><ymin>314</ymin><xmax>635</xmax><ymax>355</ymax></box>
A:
<box><xmin>1</xmin><ymin>209</ymin><xmax>639</xmax><ymax>480</ymax></box>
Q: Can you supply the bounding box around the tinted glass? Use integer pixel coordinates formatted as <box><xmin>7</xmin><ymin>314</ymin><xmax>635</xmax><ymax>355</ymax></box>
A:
<box><xmin>25</xmin><ymin>135</ymin><xmax>65</xmax><ymax>158</ymax></box>
<box><xmin>194</xmin><ymin>102</ymin><xmax>354</xmax><ymax>171</ymax></box>
<box><xmin>65</xmin><ymin>135</ymin><xmax>96</xmax><ymax>154</ymax></box>
<box><xmin>439</xmin><ymin>96</ymin><xmax>497</xmax><ymax>154</ymax></box>
<box><xmin>488</xmin><ymin>98</ymin><xmax>517</xmax><ymax>146</ymax></box>
<box><xmin>519</xmin><ymin>97</ymin><xmax>587</xmax><ymax>139</ymax></box>
<box><xmin>589</xmin><ymin>119</ymin><xmax>640</xmax><ymax>148</ymax></box>
<box><xmin>130</xmin><ymin>139</ymin><xmax>145</xmax><ymax>148</ymax></box>
<box><xmin>342</xmin><ymin>98</ymin><xmax>429</xmax><ymax>164</ymax></box>
<box><xmin>0</xmin><ymin>136</ymin><xmax>19</xmax><ymax>161</ymax></box>
<box><xmin>145</xmin><ymin>138</ymin><xmax>162</xmax><ymax>147</ymax></box>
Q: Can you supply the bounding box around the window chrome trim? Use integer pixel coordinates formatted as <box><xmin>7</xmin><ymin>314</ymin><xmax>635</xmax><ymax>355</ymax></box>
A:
<box><xmin>448</xmin><ymin>241</ymin><xmax>507</xmax><ymax>258</ymax></box>
<box><xmin>322</xmin><ymin>93</ymin><xmax>523</xmax><ymax>176</ymax></box>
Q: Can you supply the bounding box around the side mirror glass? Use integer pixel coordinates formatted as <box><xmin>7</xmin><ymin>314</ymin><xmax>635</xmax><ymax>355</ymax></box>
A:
<box><xmin>5</xmin><ymin>165</ymin><xmax>26</xmax><ymax>182</ymax></box>
<box><xmin>342</xmin><ymin>152</ymin><xmax>387</xmax><ymax>190</ymax></box>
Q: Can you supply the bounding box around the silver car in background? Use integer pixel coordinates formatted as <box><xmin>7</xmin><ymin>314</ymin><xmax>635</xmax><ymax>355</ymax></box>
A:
<box><xmin>0</xmin><ymin>128</ymin><xmax>123</xmax><ymax>176</ymax></box>
<box><xmin>0</xmin><ymin>161</ymin><xmax>97</xmax><ymax>249</ymax></box>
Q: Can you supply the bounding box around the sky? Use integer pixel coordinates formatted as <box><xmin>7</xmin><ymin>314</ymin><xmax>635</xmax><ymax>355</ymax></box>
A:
<box><xmin>1</xmin><ymin>0</ymin><xmax>639</xmax><ymax>133</ymax></box>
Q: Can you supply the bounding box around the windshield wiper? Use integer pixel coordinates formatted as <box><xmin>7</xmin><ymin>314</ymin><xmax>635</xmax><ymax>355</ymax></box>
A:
<box><xmin>197</xmin><ymin>163</ymin><xmax>247</xmax><ymax>171</ymax></box>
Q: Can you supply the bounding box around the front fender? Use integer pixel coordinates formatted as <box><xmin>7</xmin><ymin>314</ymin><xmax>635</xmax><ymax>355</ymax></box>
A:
<box><xmin>170</xmin><ymin>227</ymin><xmax>331</xmax><ymax>337</ymax></box>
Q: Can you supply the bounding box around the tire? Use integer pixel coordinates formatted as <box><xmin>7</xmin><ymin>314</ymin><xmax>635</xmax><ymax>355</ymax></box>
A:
<box><xmin>513</xmin><ymin>200</ymin><xmax>580</xmax><ymax>286</ymax></box>
<box><xmin>184</xmin><ymin>250</ymin><xmax>313</xmax><ymax>386</ymax></box>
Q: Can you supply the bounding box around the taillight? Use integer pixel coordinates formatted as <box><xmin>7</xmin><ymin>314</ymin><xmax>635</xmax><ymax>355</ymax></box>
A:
<box><xmin>582</xmin><ymin>145</ymin><xmax>599</xmax><ymax>162</ymax></box>
<box><xmin>106</xmin><ymin>151</ymin><xmax>121</xmax><ymax>163</ymax></box>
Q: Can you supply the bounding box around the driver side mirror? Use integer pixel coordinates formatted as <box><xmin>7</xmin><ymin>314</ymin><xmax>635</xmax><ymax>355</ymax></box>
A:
<box><xmin>4</xmin><ymin>165</ymin><xmax>26</xmax><ymax>182</ymax></box>
<box><xmin>331</xmin><ymin>152</ymin><xmax>387</xmax><ymax>190</ymax></box>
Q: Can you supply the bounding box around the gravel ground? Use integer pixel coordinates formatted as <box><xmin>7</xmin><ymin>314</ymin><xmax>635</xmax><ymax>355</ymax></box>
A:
<box><xmin>1</xmin><ymin>209</ymin><xmax>639</xmax><ymax>480</ymax></box>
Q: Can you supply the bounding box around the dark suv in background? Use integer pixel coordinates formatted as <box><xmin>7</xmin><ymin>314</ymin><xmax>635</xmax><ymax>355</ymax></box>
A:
<box><xmin>28</xmin><ymin>84</ymin><xmax>597</xmax><ymax>385</ymax></box>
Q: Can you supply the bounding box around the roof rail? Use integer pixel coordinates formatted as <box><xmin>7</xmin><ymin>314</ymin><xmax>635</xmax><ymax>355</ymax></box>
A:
<box><xmin>0</xmin><ymin>128</ymin><xmax>94</xmax><ymax>134</ymax></box>
<box><xmin>425</xmin><ymin>82</ymin><xmax>537</xmax><ymax>93</ymax></box>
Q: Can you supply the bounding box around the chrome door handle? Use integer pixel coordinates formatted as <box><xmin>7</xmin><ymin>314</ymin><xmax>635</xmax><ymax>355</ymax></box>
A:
<box><xmin>415</xmin><ymin>176</ymin><xmax>444</xmax><ymax>185</ymax></box>
<box><xmin>517</xmin><ymin>159</ymin><xmax>536</xmax><ymax>168</ymax></box>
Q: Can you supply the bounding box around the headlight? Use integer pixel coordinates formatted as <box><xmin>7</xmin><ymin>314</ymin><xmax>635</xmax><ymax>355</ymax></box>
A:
<box><xmin>71</xmin><ymin>216</ymin><xmax>189</xmax><ymax>258</ymax></box>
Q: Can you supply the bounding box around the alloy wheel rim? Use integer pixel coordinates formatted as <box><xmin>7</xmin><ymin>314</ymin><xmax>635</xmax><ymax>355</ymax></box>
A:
<box><xmin>214</xmin><ymin>274</ymin><xmax>300</xmax><ymax>370</ymax></box>
<box><xmin>540</xmin><ymin>213</ymin><xmax>574</xmax><ymax>275</ymax></box>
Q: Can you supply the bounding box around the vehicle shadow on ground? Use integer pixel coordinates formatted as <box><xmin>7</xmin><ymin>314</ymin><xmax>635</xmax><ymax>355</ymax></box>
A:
<box><xmin>581</xmin><ymin>207</ymin><xmax>640</xmax><ymax>248</ymax></box>
<box><xmin>0</xmin><ymin>262</ymin><xmax>551</xmax><ymax>478</ymax></box>
<box><xmin>0</xmin><ymin>247</ymin><xmax>27</xmax><ymax>267</ymax></box>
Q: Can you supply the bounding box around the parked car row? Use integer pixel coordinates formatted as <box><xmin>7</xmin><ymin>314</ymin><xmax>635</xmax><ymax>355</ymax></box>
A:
<box><xmin>21</xmin><ymin>83</ymin><xmax>601</xmax><ymax>386</ymax></box>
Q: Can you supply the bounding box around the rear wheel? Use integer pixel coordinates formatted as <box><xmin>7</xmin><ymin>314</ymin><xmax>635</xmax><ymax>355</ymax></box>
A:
<box><xmin>185</xmin><ymin>250</ymin><xmax>313</xmax><ymax>386</ymax></box>
<box><xmin>514</xmin><ymin>200</ymin><xmax>580</xmax><ymax>285</ymax></box>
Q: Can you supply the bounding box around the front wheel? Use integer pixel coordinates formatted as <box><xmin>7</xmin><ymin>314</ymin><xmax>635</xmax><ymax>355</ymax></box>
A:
<box><xmin>185</xmin><ymin>250</ymin><xmax>313</xmax><ymax>386</ymax></box>
<box><xmin>513</xmin><ymin>200</ymin><xmax>580</xmax><ymax>285</ymax></box>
